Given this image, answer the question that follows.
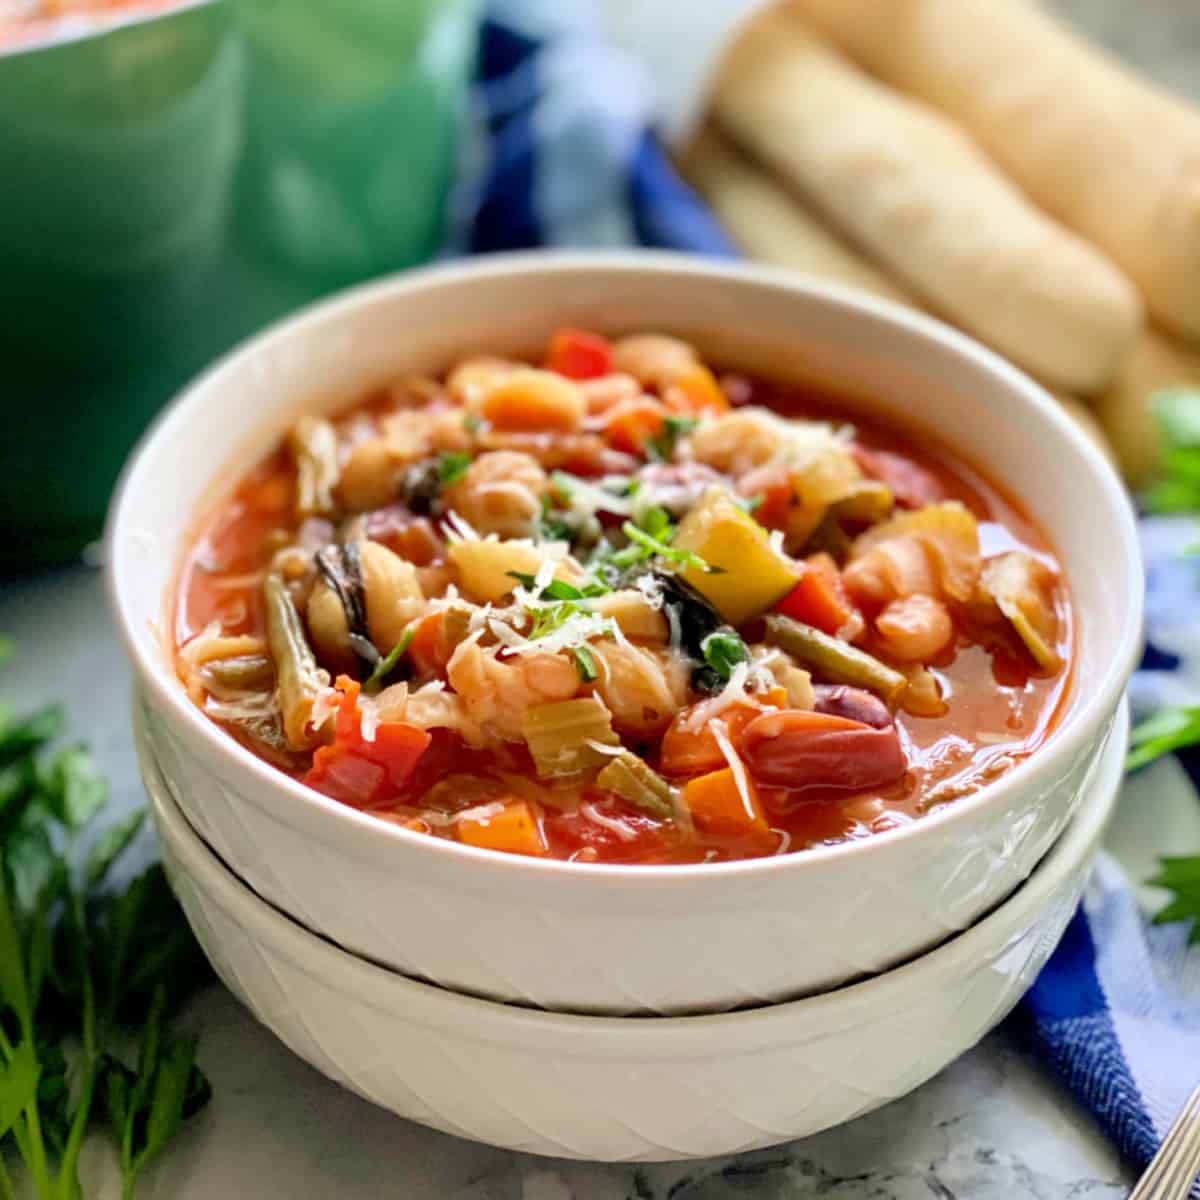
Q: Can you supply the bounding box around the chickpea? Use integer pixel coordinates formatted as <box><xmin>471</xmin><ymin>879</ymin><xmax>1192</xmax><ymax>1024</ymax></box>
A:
<box><xmin>336</xmin><ymin>439</ymin><xmax>399</xmax><ymax>513</ymax></box>
<box><xmin>610</xmin><ymin>334</ymin><xmax>698</xmax><ymax>387</ymax></box>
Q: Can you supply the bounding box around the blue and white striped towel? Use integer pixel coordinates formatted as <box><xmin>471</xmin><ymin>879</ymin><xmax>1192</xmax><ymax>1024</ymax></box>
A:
<box><xmin>459</xmin><ymin>2</ymin><xmax>1200</xmax><ymax>1174</ymax></box>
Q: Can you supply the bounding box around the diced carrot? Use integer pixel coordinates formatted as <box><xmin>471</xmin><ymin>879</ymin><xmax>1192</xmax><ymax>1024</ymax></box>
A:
<box><xmin>683</xmin><ymin>767</ymin><xmax>768</xmax><ymax>836</ymax></box>
<box><xmin>775</xmin><ymin>553</ymin><xmax>857</xmax><ymax>635</ymax></box>
<box><xmin>662</xmin><ymin>363</ymin><xmax>730</xmax><ymax>416</ymax></box>
<box><xmin>603</xmin><ymin>397</ymin><xmax>667</xmax><ymax>455</ymax></box>
<box><xmin>738</xmin><ymin>465</ymin><xmax>794</xmax><ymax>529</ymax></box>
<box><xmin>457</xmin><ymin>798</ymin><xmax>548</xmax><ymax>857</ymax></box>
<box><xmin>545</xmin><ymin>329</ymin><xmax>613</xmax><ymax>380</ymax></box>
<box><xmin>660</xmin><ymin>703</ymin><xmax>764</xmax><ymax>776</ymax></box>
<box><xmin>763</xmin><ymin>685</ymin><xmax>789</xmax><ymax>709</ymax></box>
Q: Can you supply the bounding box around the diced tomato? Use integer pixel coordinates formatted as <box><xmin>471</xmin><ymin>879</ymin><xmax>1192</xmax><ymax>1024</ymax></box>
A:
<box><xmin>603</xmin><ymin>398</ymin><xmax>667</xmax><ymax>455</ymax></box>
<box><xmin>545</xmin><ymin>329</ymin><xmax>614</xmax><ymax>380</ymax></box>
<box><xmin>457</xmin><ymin>798</ymin><xmax>548</xmax><ymax>856</ymax></box>
<box><xmin>662</xmin><ymin>363</ymin><xmax>730</xmax><ymax>416</ymax></box>
<box><xmin>303</xmin><ymin>745</ymin><xmax>389</xmax><ymax>807</ymax></box>
<box><xmin>660</xmin><ymin>700</ymin><xmax>781</xmax><ymax>776</ymax></box>
<box><xmin>738</xmin><ymin>465</ymin><xmax>794</xmax><ymax>529</ymax></box>
<box><xmin>853</xmin><ymin>445</ymin><xmax>946</xmax><ymax>509</ymax></box>
<box><xmin>683</xmin><ymin>767</ymin><xmax>768</xmax><ymax>836</ymax></box>
<box><xmin>302</xmin><ymin>675</ymin><xmax>432</xmax><ymax>806</ymax></box>
<box><xmin>776</xmin><ymin>553</ymin><xmax>857</xmax><ymax>635</ymax></box>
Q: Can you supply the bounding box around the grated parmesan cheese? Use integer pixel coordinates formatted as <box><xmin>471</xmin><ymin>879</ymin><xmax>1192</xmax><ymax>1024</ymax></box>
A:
<box><xmin>581</xmin><ymin>801</ymin><xmax>639</xmax><ymax>842</ymax></box>
<box><xmin>358</xmin><ymin>694</ymin><xmax>379</xmax><ymax>742</ymax></box>
<box><xmin>710</xmin><ymin>718</ymin><xmax>756</xmax><ymax>826</ymax></box>
<box><xmin>441</xmin><ymin>509</ymin><xmax>481</xmax><ymax>543</ymax></box>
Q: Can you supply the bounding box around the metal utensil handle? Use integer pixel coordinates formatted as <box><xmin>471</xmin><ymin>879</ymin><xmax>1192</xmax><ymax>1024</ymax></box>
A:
<box><xmin>1129</xmin><ymin>1084</ymin><xmax>1200</xmax><ymax>1200</ymax></box>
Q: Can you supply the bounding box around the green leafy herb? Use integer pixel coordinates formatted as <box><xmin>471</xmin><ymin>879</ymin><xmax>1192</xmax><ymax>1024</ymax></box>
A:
<box><xmin>506</xmin><ymin>573</ymin><xmax>608</xmax><ymax>603</ymax></box>
<box><xmin>621</xmin><ymin>521</ymin><xmax>717</xmax><ymax>574</ymax></box>
<box><xmin>700</xmin><ymin>631</ymin><xmax>750</xmax><ymax>682</ymax></box>
<box><xmin>364</xmin><ymin>628</ymin><xmax>415</xmax><ymax>693</ymax></box>
<box><xmin>437</xmin><ymin>451</ymin><xmax>471</xmax><ymax>485</ymax></box>
<box><xmin>738</xmin><ymin>493</ymin><xmax>765</xmax><ymax>513</ymax></box>
<box><xmin>1143</xmin><ymin>389</ymin><xmax>1200</xmax><ymax>513</ymax></box>
<box><xmin>571</xmin><ymin>645</ymin><xmax>598</xmax><ymax>682</ymax></box>
<box><xmin>1127</xmin><ymin>705</ymin><xmax>1200</xmax><ymax>770</ymax></box>
<box><xmin>634</xmin><ymin>504</ymin><xmax>674</xmax><ymax>540</ymax></box>
<box><xmin>462</xmin><ymin>412</ymin><xmax>483</xmax><ymax>434</ymax></box>
<box><xmin>1148</xmin><ymin>857</ymin><xmax>1200</xmax><ymax>944</ymax></box>
<box><xmin>537</xmin><ymin>495</ymin><xmax>576</xmax><ymax>543</ymax></box>
<box><xmin>0</xmin><ymin>645</ymin><xmax>214</xmax><ymax>1200</ymax></box>
<box><xmin>647</xmin><ymin>415</ymin><xmax>699</xmax><ymax>463</ymax></box>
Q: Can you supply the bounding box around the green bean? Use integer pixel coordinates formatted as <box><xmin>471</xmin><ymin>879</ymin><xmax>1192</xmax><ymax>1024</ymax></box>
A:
<box><xmin>265</xmin><ymin>573</ymin><xmax>330</xmax><ymax>749</ymax></box>
<box><xmin>763</xmin><ymin>614</ymin><xmax>907</xmax><ymax>705</ymax></box>
<box><xmin>595</xmin><ymin>752</ymin><xmax>675</xmax><ymax>820</ymax></box>
<box><xmin>199</xmin><ymin>653</ymin><xmax>275</xmax><ymax>701</ymax></box>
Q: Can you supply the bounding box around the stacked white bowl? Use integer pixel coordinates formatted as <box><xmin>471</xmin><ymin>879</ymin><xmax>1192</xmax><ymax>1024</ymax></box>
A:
<box><xmin>108</xmin><ymin>256</ymin><xmax>1143</xmax><ymax>1160</ymax></box>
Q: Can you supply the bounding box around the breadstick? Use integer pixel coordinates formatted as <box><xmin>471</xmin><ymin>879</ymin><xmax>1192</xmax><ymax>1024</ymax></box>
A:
<box><xmin>713</xmin><ymin>9</ymin><xmax>1141</xmax><ymax>395</ymax></box>
<box><xmin>787</xmin><ymin>0</ymin><xmax>1200</xmax><ymax>343</ymax></box>
<box><xmin>679</xmin><ymin>130</ymin><xmax>911</xmax><ymax>305</ymax></box>
<box><xmin>681</xmin><ymin>126</ymin><xmax>1116</xmax><ymax>464</ymax></box>
<box><xmin>1095</xmin><ymin>330</ymin><xmax>1200</xmax><ymax>486</ymax></box>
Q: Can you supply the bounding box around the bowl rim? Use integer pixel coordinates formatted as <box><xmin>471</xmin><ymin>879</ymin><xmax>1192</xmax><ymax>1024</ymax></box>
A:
<box><xmin>146</xmin><ymin>698</ymin><xmax>1127</xmax><ymax>1038</ymax></box>
<box><xmin>107</xmin><ymin>249</ymin><xmax>1144</xmax><ymax>885</ymax></box>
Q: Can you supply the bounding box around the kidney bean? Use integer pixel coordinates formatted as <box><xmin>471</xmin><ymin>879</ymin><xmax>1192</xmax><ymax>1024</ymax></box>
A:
<box><xmin>812</xmin><ymin>684</ymin><xmax>893</xmax><ymax>729</ymax></box>
<box><xmin>740</xmin><ymin>709</ymin><xmax>907</xmax><ymax>792</ymax></box>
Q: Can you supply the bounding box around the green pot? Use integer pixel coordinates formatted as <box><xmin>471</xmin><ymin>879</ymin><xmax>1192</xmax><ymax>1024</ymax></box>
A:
<box><xmin>0</xmin><ymin>0</ymin><xmax>479</xmax><ymax>569</ymax></box>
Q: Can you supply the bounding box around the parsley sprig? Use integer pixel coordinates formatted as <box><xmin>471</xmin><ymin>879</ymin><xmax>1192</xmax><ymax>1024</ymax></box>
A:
<box><xmin>0</xmin><ymin>645</ymin><xmax>213</xmax><ymax>1200</ymax></box>
<box><xmin>1143</xmin><ymin>389</ymin><xmax>1200</xmax><ymax>514</ymax></box>
<box><xmin>1148</xmin><ymin>858</ymin><xmax>1200</xmax><ymax>945</ymax></box>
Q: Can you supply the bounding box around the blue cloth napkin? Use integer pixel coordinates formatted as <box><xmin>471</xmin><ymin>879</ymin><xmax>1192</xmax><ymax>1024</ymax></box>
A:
<box><xmin>459</xmin><ymin>3</ymin><xmax>1200</xmax><ymax>1174</ymax></box>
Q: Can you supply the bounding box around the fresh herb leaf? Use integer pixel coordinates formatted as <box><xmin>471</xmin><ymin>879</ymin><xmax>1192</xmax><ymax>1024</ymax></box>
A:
<box><xmin>1127</xmin><ymin>705</ymin><xmax>1200</xmax><ymax>770</ymax></box>
<box><xmin>701</xmin><ymin>631</ymin><xmax>750</xmax><ymax>682</ymax></box>
<box><xmin>571</xmin><ymin>645</ymin><xmax>598</xmax><ymax>682</ymax></box>
<box><xmin>0</xmin><ymin>645</ymin><xmax>214</xmax><ymax>1200</ymax></box>
<box><xmin>1148</xmin><ymin>856</ymin><xmax>1200</xmax><ymax>944</ymax></box>
<box><xmin>634</xmin><ymin>504</ymin><xmax>674</xmax><ymax>541</ymax></box>
<box><xmin>86</xmin><ymin>809</ymin><xmax>147</xmax><ymax>889</ymax></box>
<box><xmin>463</xmin><ymin>412</ymin><xmax>483</xmax><ymax>434</ymax></box>
<box><xmin>436</xmin><ymin>451</ymin><xmax>471</xmax><ymax>485</ymax></box>
<box><xmin>646</xmin><ymin>415</ymin><xmax>699</xmax><ymax>463</ymax></box>
<box><xmin>507</xmin><ymin>572</ymin><xmax>608</xmax><ymax>602</ymax></box>
<box><xmin>738</xmin><ymin>493</ymin><xmax>765</xmax><ymax>513</ymax></box>
<box><xmin>1144</xmin><ymin>389</ymin><xmax>1200</xmax><ymax>513</ymax></box>
<box><xmin>621</xmin><ymin>521</ymin><xmax>716</xmax><ymax>574</ymax></box>
<box><xmin>537</xmin><ymin>495</ymin><xmax>576</xmax><ymax>543</ymax></box>
<box><xmin>364</xmin><ymin>628</ymin><xmax>415</xmax><ymax>693</ymax></box>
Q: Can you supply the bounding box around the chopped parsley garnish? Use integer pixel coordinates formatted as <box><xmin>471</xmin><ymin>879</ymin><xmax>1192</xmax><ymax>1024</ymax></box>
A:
<box><xmin>571</xmin><ymin>644</ymin><xmax>598</xmax><ymax>682</ymax></box>
<box><xmin>507</xmin><ymin>572</ymin><xmax>608</xmax><ymax>601</ymax></box>
<box><xmin>700</xmin><ymin>630</ymin><xmax>750</xmax><ymax>681</ymax></box>
<box><xmin>538</xmin><ymin>495</ymin><xmax>576</xmax><ymax>542</ymax></box>
<box><xmin>364</xmin><ymin>627</ymin><xmax>415</xmax><ymax>692</ymax></box>
<box><xmin>437</xmin><ymin>451</ymin><xmax>471</xmax><ymax>485</ymax></box>
<box><xmin>647</xmin><ymin>415</ymin><xmax>699</xmax><ymax>463</ymax></box>
<box><xmin>634</xmin><ymin>503</ymin><xmax>674</xmax><ymax>540</ymax></box>
<box><xmin>621</xmin><ymin>521</ymin><xmax>717</xmax><ymax>573</ymax></box>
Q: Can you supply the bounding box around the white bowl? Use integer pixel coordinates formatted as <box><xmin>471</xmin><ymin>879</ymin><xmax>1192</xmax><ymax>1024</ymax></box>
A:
<box><xmin>144</xmin><ymin>698</ymin><xmax>1127</xmax><ymax>1162</ymax></box>
<box><xmin>109</xmin><ymin>252</ymin><xmax>1142</xmax><ymax>1015</ymax></box>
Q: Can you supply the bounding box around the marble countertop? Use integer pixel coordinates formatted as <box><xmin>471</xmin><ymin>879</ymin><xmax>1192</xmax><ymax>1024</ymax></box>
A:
<box><xmin>6</xmin><ymin>5</ymin><xmax>1200</xmax><ymax>1197</ymax></box>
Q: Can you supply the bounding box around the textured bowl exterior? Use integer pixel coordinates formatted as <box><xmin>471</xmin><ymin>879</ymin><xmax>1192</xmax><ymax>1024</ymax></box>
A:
<box><xmin>145</xmin><ymin>703</ymin><xmax>1126</xmax><ymax>1162</ymax></box>
<box><xmin>110</xmin><ymin>254</ymin><xmax>1143</xmax><ymax>1015</ymax></box>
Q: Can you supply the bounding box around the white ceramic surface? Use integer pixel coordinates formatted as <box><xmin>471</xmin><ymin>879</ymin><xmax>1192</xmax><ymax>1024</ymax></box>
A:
<box><xmin>109</xmin><ymin>253</ymin><xmax>1142</xmax><ymax>1015</ymax></box>
<box><xmin>143</xmin><ymin>699</ymin><xmax>1127</xmax><ymax>1163</ymax></box>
